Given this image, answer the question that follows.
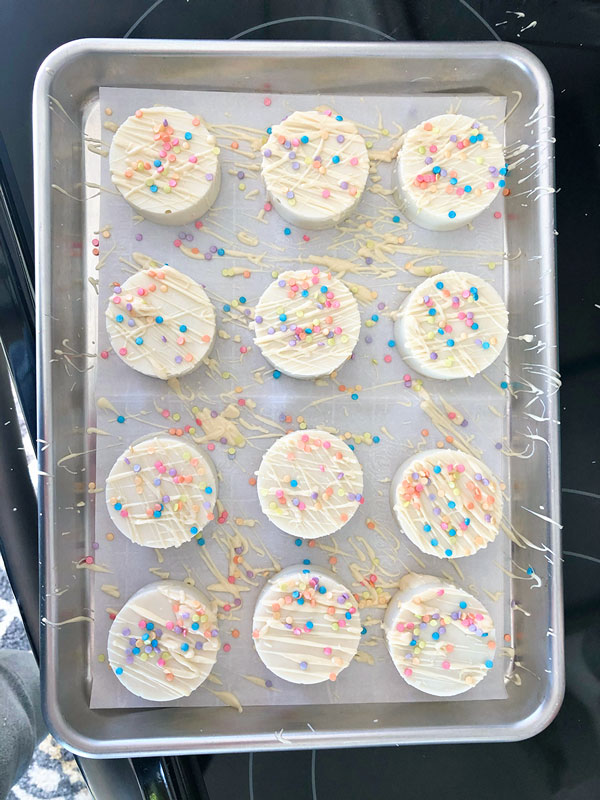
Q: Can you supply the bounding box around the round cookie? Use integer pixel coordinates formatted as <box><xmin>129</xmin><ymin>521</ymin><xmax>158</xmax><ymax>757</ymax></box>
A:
<box><xmin>252</xmin><ymin>566</ymin><xmax>361</xmax><ymax>684</ymax></box>
<box><xmin>395</xmin><ymin>113</ymin><xmax>506</xmax><ymax>231</ymax></box>
<box><xmin>253</xmin><ymin>268</ymin><xmax>361</xmax><ymax>379</ymax></box>
<box><xmin>391</xmin><ymin>448</ymin><xmax>502</xmax><ymax>559</ymax></box>
<box><xmin>256</xmin><ymin>429</ymin><xmax>364</xmax><ymax>539</ymax></box>
<box><xmin>261</xmin><ymin>109</ymin><xmax>369</xmax><ymax>229</ymax></box>
<box><xmin>108</xmin><ymin>580</ymin><xmax>220</xmax><ymax>701</ymax></box>
<box><xmin>383</xmin><ymin>573</ymin><xmax>496</xmax><ymax>696</ymax></box>
<box><xmin>106</xmin><ymin>435</ymin><xmax>217</xmax><ymax>549</ymax></box>
<box><xmin>109</xmin><ymin>106</ymin><xmax>220</xmax><ymax>225</ymax></box>
<box><xmin>106</xmin><ymin>264</ymin><xmax>216</xmax><ymax>380</ymax></box>
<box><xmin>394</xmin><ymin>270</ymin><xmax>508</xmax><ymax>380</ymax></box>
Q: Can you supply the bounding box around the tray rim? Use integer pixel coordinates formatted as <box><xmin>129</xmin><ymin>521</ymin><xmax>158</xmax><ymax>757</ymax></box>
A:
<box><xmin>34</xmin><ymin>37</ymin><xmax>563</xmax><ymax>757</ymax></box>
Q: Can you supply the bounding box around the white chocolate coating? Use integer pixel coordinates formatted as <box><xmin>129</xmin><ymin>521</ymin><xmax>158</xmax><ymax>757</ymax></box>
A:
<box><xmin>391</xmin><ymin>449</ymin><xmax>502</xmax><ymax>559</ymax></box>
<box><xmin>252</xmin><ymin>566</ymin><xmax>361</xmax><ymax>684</ymax></box>
<box><xmin>394</xmin><ymin>270</ymin><xmax>508</xmax><ymax>380</ymax></box>
<box><xmin>106</xmin><ymin>436</ymin><xmax>217</xmax><ymax>549</ymax></box>
<box><xmin>395</xmin><ymin>114</ymin><xmax>506</xmax><ymax>231</ymax></box>
<box><xmin>261</xmin><ymin>109</ymin><xmax>369</xmax><ymax>230</ymax></box>
<box><xmin>108</xmin><ymin>581</ymin><xmax>220</xmax><ymax>701</ymax></box>
<box><xmin>106</xmin><ymin>265</ymin><xmax>216</xmax><ymax>380</ymax></box>
<box><xmin>256</xmin><ymin>429</ymin><xmax>364</xmax><ymax>539</ymax></box>
<box><xmin>383</xmin><ymin>573</ymin><xmax>496</xmax><ymax>696</ymax></box>
<box><xmin>109</xmin><ymin>106</ymin><xmax>220</xmax><ymax>226</ymax></box>
<box><xmin>253</xmin><ymin>268</ymin><xmax>361</xmax><ymax>379</ymax></box>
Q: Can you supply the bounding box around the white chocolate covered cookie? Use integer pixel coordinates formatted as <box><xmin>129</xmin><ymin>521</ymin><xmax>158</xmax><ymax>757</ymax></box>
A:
<box><xmin>109</xmin><ymin>106</ymin><xmax>220</xmax><ymax>225</ymax></box>
<box><xmin>391</xmin><ymin>448</ymin><xmax>502</xmax><ymax>559</ymax></box>
<box><xmin>394</xmin><ymin>271</ymin><xmax>508</xmax><ymax>380</ymax></box>
<box><xmin>383</xmin><ymin>573</ymin><xmax>496</xmax><ymax>696</ymax></box>
<box><xmin>261</xmin><ymin>109</ymin><xmax>369</xmax><ymax>229</ymax></box>
<box><xmin>106</xmin><ymin>265</ymin><xmax>216</xmax><ymax>380</ymax></box>
<box><xmin>108</xmin><ymin>580</ymin><xmax>220</xmax><ymax>701</ymax></box>
<box><xmin>106</xmin><ymin>436</ymin><xmax>217</xmax><ymax>549</ymax></box>
<box><xmin>253</xmin><ymin>268</ymin><xmax>361</xmax><ymax>379</ymax></box>
<box><xmin>252</xmin><ymin>566</ymin><xmax>362</xmax><ymax>684</ymax></box>
<box><xmin>395</xmin><ymin>114</ymin><xmax>506</xmax><ymax>231</ymax></box>
<box><xmin>256</xmin><ymin>429</ymin><xmax>364</xmax><ymax>539</ymax></box>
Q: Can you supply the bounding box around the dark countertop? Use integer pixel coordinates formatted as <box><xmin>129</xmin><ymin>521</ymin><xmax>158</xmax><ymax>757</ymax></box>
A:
<box><xmin>1</xmin><ymin>1</ymin><xmax>599</xmax><ymax>798</ymax></box>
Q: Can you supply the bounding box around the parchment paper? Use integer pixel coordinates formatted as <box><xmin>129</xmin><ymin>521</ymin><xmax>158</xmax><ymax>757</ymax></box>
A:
<box><xmin>90</xmin><ymin>88</ymin><xmax>509</xmax><ymax>709</ymax></box>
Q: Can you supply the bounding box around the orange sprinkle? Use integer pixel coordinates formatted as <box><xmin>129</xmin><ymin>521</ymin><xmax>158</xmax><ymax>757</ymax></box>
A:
<box><xmin>248</xmin><ymin>477</ymin><xmax>256</xmax><ymax>486</ymax></box>
<box><xmin>504</xmin><ymin>634</ymin><xmax>511</xmax><ymax>642</ymax></box>
<box><xmin>329</xmin><ymin>556</ymin><xmax>337</xmax><ymax>565</ymax></box>
<box><xmin>421</xmin><ymin>429</ymin><xmax>429</xmax><ymax>437</ymax></box>
<box><xmin>243</xmin><ymin>270</ymin><xmax>251</xmax><ymax>279</ymax></box>
<box><xmin>329</xmin><ymin>673</ymin><xmax>337</xmax><ymax>682</ymax></box>
<box><xmin>338</xmin><ymin>385</ymin><xmax>346</xmax><ymax>392</ymax></box>
<box><xmin>366</xmin><ymin>521</ymin><xmax>375</xmax><ymax>530</ymax></box>
<box><xmin>232</xmin><ymin>629</ymin><xmax>240</xmax><ymax>638</ymax></box>
<box><xmin>445</xmin><ymin>435</ymin><xmax>454</xmax><ymax>443</ymax></box>
<box><xmin>231</xmin><ymin>141</ymin><xmax>239</xmax><ymax>149</ymax></box>
<box><xmin>308</xmin><ymin>540</ymin><xmax>316</xmax><ymax>547</ymax></box>
<box><xmin>191</xmin><ymin>247</ymin><xmax>199</xmax><ymax>254</ymax></box>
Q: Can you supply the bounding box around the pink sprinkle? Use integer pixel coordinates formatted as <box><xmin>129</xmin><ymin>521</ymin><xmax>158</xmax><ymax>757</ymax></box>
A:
<box><xmin>456</xmin><ymin>187</ymin><xmax>465</xmax><ymax>197</ymax></box>
<box><xmin>189</xmin><ymin>155</ymin><xmax>198</xmax><ymax>163</ymax></box>
<box><xmin>456</xmin><ymin>464</ymin><xmax>465</xmax><ymax>473</ymax></box>
<box><xmin>384</xmin><ymin>354</ymin><xmax>392</xmax><ymax>363</ymax></box>
<box><xmin>139</xmin><ymin>620</ymin><xmax>147</xmax><ymax>628</ymax></box>
<box><xmin>264</xmin><ymin>202</ymin><xmax>272</xmax><ymax>212</ymax></box>
<box><xmin>429</xmin><ymin>145</ymin><xmax>437</xmax><ymax>153</ymax></box>
<box><xmin>223</xmin><ymin>643</ymin><xmax>231</xmax><ymax>652</ymax></box>
<box><xmin>301</xmin><ymin>434</ymin><xmax>309</xmax><ymax>442</ymax></box>
<box><xmin>119</xmin><ymin>347</ymin><xmax>127</xmax><ymax>356</ymax></box>
<box><xmin>298</xmin><ymin>502</ymin><xmax>306</xmax><ymax>510</ymax></box>
<box><xmin>264</xmin><ymin>97</ymin><xmax>271</xmax><ymax>106</ymax></box>
<box><xmin>292</xmin><ymin>138</ymin><xmax>300</xmax><ymax>147</ymax></box>
<box><xmin>275</xmin><ymin>489</ymin><xmax>283</xmax><ymax>498</ymax></box>
<box><xmin>494</xmin><ymin>211</ymin><xmax>502</xmax><ymax>219</ymax></box>
<box><xmin>322</xmin><ymin>189</ymin><xmax>331</xmax><ymax>199</ymax></box>
<box><xmin>462</xmin><ymin>290</ymin><xmax>470</xmax><ymax>298</ymax></box>
<box><xmin>486</xmin><ymin>181</ymin><xmax>494</xmax><ymax>189</ymax></box>
<box><xmin>120</xmin><ymin>510</ymin><xmax>128</xmax><ymax>517</ymax></box>
<box><xmin>437</xmin><ymin>589</ymin><xmax>445</xmax><ymax>596</ymax></box>
<box><xmin>334</xmin><ymin>326</ymin><xmax>342</xmax><ymax>335</ymax></box>
<box><xmin>92</xmin><ymin>238</ymin><xmax>99</xmax><ymax>246</ymax></box>
<box><xmin>323</xmin><ymin>647</ymin><xmax>332</xmax><ymax>656</ymax></box>
<box><xmin>476</xmin><ymin>613</ymin><xmax>484</xmax><ymax>620</ymax></box>
<box><xmin>406</xmin><ymin>622</ymin><xmax>414</xmax><ymax>630</ymax></box>
<box><xmin>404</xmin><ymin>667</ymin><xmax>413</xmax><ymax>676</ymax></box>
<box><xmin>100</xmin><ymin>350</ymin><xmax>109</xmax><ymax>359</ymax></box>
<box><xmin>157</xmin><ymin>658</ymin><xmax>165</xmax><ymax>666</ymax></box>
<box><xmin>323</xmin><ymin>441</ymin><xmax>331</xmax><ymax>449</ymax></box>
<box><xmin>137</xmin><ymin>287</ymin><xmax>145</xmax><ymax>296</ymax></box>
<box><xmin>207</xmin><ymin>443</ymin><xmax>215</xmax><ymax>451</ymax></box>
<box><xmin>112</xmin><ymin>296</ymin><xmax>121</xmax><ymax>304</ymax></box>
<box><xmin>303</xmin><ymin>234</ymin><xmax>310</xmax><ymax>242</ymax></box>
<box><xmin>350</xmin><ymin>157</ymin><xmax>358</xmax><ymax>166</ymax></box>
<box><xmin>156</xmin><ymin>166</ymin><xmax>164</xmax><ymax>173</ymax></box>
<box><xmin>403</xmin><ymin>374</ymin><xmax>411</xmax><ymax>382</ymax></box>
<box><xmin>159</xmin><ymin>150</ymin><xmax>167</xmax><ymax>158</ymax></box>
<box><xmin>168</xmin><ymin>179</ymin><xmax>177</xmax><ymax>187</ymax></box>
<box><xmin>324</xmin><ymin>109</ymin><xmax>332</xmax><ymax>116</ymax></box>
<box><xmin>396</xmin><ymin>622</ymin><xmax>405</xmax><ymax>632</ymax></box>
<box><xmin>338</xmin><ymin>619</ymin><xmax>346</xmax><ymax>627</ymax></box>
<box><xmin>457</xmin><ymin>141</ymin><xmax>464</xmax><ymax>150</ymax></box>
<box><xmin>312</xmin><ymin>266</ymin><xmax>319</xmax><ymax>274</ymax></box>
<box><xmin>174</xmin><ymin>239</ymin><xmax>182</xmax><ymax>247</ymax></box>
<box><xmin>166</xmin><ymin>621</ymin><xmax>174</xmax><ymax>630</ymax></box>
<box><xmin>442</xmin><ymin>661</ymin><xmax>450</xmax><ymax>670</ymax></box>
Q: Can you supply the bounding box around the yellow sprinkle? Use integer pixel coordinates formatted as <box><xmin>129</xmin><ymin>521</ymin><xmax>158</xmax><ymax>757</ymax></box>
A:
<box><xmin>98</xmin><ymin>654</ymin><xmax>105</xmax><ymax>662</ymax></box>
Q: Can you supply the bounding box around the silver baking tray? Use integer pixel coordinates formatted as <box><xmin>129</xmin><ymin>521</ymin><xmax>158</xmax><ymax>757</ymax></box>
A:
<box><xmin>35</xmin><ymin>39</ymin><xmax>562</xmax><ymax>756</ymax></box>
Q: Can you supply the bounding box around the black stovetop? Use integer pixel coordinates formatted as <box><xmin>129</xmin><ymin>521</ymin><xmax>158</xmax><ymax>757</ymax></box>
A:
<box><xmin>1</xmin><ymin>1</ymin><xmax>599</xmax><ymax>799</ymax></box>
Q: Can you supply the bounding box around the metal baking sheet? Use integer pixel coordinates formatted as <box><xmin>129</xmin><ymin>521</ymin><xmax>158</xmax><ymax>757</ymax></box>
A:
<box><xmin>35</xmin><ymin>40</ymin><xmax>562</xmax><ymax>756</ymax></box>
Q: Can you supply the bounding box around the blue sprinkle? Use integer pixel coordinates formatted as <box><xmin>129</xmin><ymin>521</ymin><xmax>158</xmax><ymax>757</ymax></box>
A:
<box><xmin>184</xmin><ymin>132</ymin><xmax>192</xmax><ymax>140</ymax></box>
<box><xmin>279</xmin><ymin>314</ymin><xmax>287</xmax><ymax>322</ymax></box>
<box><xmin>450</xmin><ymin>178</ymin><xmax>458</xmax><ymax>185</ymax></box>
<box><xmin>115</xmin><ymin>667</ymin><xmax>123</xmax><ymax>675</ymax></box>
<box><xmin>190</xmin><ymin>526</ymin><xmax>199</xmax><ymax>535</ymax></box>
<box><xmin>297</xmin><ymin>597</ymin><xmax>304</xmax><ymax>605</ymax></box>
<box><xmin>146</xmin><ymin>623</ymin><xmax>154</xmax><ymax>631</ymax></box>
<box><xmin>205</xmin><ymin>486</ymin><xmax>213</xmax><ymax>494</ymax></box>
<box><xmin>485</xmin><ymin>660</ymin><xmax>493</xmax><ymax>669</ymax></box>
<box><xmin>373</xmin><ymin>436</ymin><xmax>380</xmax><ymax>443</ymax></box>
<box><xmin>197</xmin><ymin>537</ymin><xmax>205</xmax><ymax>546</ymax></box>
<box><xmin>351</xmin><ymin>393</ymin><xmax>359</xmax><ymax>400</ymax></box>
<box><xmin>319</xmin><ymin>586</ymin><xmax>326</xmax><ymax>594</ymax></box>
<box><xmin>217</xmin><ymin>248</ymin><xmax>225</xmax><ymax>256</ymax></box>
<box><xmin>459</xmin><ymin>601</ymin><xmax>467</xmax><ymax>609</ymax></box>
<box><xmin>332</xmin><ymin>155</ymin><xmax>340</xmax><ymax>164</ymax></box>
<box><xmin>361</xmin><ymin>627</ymin><xmax>367</xmax><ymax>635</ymax></box>
<box><xmin>150</xmin><ymin>185</ymin><xmax>158</xmax><ymax>193</ymax></box>
<box><xmin>410</xmin><ymin>640</ymin><xmax>417</xmax><ymax>647</ymax></box>
<box><xmin>447</xmin><ymin>339</ymin><xmax>455</xmax><ymax>347</ymax></box>
<box><xmin>499</xmin><ymin>167</ymin><xmax>507</xmax><ymax>176</ymax></box>
<box><xmin>498</xmin><ymin>180</ymin><xmax>506</xmax><ymax>188</ymax></box>
<box><xmin>448</xmin><ymin>501</ymin><xmax>456</xmax><ymax>509</ymax></box>
<box><xmin>482</xmin><ymin>342</ymin><xmax>490</xmax><ymax>350</ymax></box>
<box><xmin>114</xmin><ymin>502</ymin><xmax>122</xmax><ymax>510</ymax></box>
<box><xmin>135</xmin><ymin>336</ymin><xmax>143</xmax><ymax>345</ymax></box>
<box><xmin>116</xmin><ymin>314</ymin><xmax>124</xmax><ymax>323</ymax></box>
<box><xmin>295</xmin><ymin>539</ymin><xmax>302</xmax><ymax>547</ymax></box>
<box><xmin>302</xmin><ymin>559</ymin><xmax>310</xmax><ymax>565</ymax></box>
<box><xmin>432</xmin><ymin>166</ymin><xmax>441</xmax><ymax>174</ymax></box>
<box><xmin>434</xmin><ymin>465</ymin><xmax>441</xmax><ymax>474</ymax></box>
<box><xmin>472</xmin><ymin>322</ymin><xmax>479</xmax><ymax>330</ymax></box>
<box><xmin>117</xmin><ymin>416</ymin><xmax>125</xmax><ymax>424</ymax></box>
<box><xmin>335</xmin><ymin>115</ymin><xmax>343</xmax><ymax>121</ymax></box>
<box><xmin>155</xmin><ymin>316</ymin><xmax>163</xmax><ymax>324</ymax></box>
<box><xmin>428</xmin><ymin>308</ymin><xmax>436</xmax><ymax>316</ymax></box>
<box><xmin>527</xmin><ymin>567</ymin><xmax>534</xmax><ymax>575</ymax></box>
<box><xmin>469</xmin><ymin>135</ymin><xmax>477</xmax><ymax>144</ymax></box>
<box><xmin>153</xmin><ymin>159</ymin><xmax>161</xmax><ymax>167</ymax></box>
<box><xmin>464</xmin><ymin>185</ymin><xmax>472</xmax><ymax>193</ymax></box>
<box><xmin>223</xmin><ymin>304</ymin><xmax>231</xmax><ymax>312</ymax></box>
<box><xmin>301</xmin><ymin>135</ymin><xmax>309</xmax><ymax>144</ymax></box>
<box><xmin>392</xmin><ymin>215</ymin><xmax>400</xmax><ymax>223</ymax></box>
<box><xmin>371</xmin><ymin>314</ymin><xmax>379</xmax><ymax>322</ymax></box>
<box><xmin>290</xmin><ymin>479</ymin><xmax>298</xmax><ymax>487</ymax></box>
<box><xmin>191</xmin><ymin>622</ymin><xmax>199</xmax><ymax>630</ymax></box>
<box><xmin>239</xmin><ymin>296</ymin><xmax>247</xmax><ymax>304</ymax></box>
<box><xmin>181</xmin><ymin>643</ymin><xmax>189</xmax><ymax>652</ymax></box>
<box><xmin>423</xmin><ymin>524</ymin><xmax>431</xmax><ymax>532</ymax></box>
<box><xmin>273</xmin><ymin>370</ymin><xmax>281</xmax><ymax>379</ymax></box>
<box><xmin>266</xmin><ymin>127</ymin><xmax>272</xmax><ymax>134</ymax></box>
<box><xmin>445</xmin><ymin>549</ymin><xmax>453</xmax><ymax>557</ymax></box>
<box><xmin>448</xmin><ymin>210</ymin><xmax>456</xmax><ymax>219</ymax></box>
<box><xmin>132</xmin><ymin>647</ymin><xmax>140</xmax><ymax>655</ymax></box>
<box><xmin>431</xmin><ymin>538</ymin><xmax>438</xmax><ymax>546</ymax></box>
<box><xmin>179</xmin><ymin>325</ymin><xmax>187</xmax><ymax>332</ymax></box>
<box><xmin>432</xmin><ymin>632</ymin><xmax>440</xmax><ymax>640</ymax></box>
<box><xmin>449</xmin><ymin>528</ymin><xmax>456</xmax><ymax>537</ymax></box>
<box><xmin>283</xmin><ymin>228</ymin><xmax>291</xmax><ymax>236</ymax></box>
<box><xmin>500</xmin><ymin>381</ymin><xmax>508</xmax><ymax>389</ymax></box>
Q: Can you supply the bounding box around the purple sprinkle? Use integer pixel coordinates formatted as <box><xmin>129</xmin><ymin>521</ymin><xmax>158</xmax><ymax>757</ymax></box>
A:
<box><xmin>145</xmin><ymin>645</ymin><xmax>153</xmax><ymax>654</ymax></box>
<box><xmin>314</xmin><ymin>155</ymin><xmax>322</xmax><ymax>162</ymax></box>
<box><xmin>237</xmin><ymin>171</ymin><xmax>245</xmax><ymax>179</ymax></box>
<box><xmin>440</xmin><ymin>169</ymin><xmax>447</xmax><ymax>177</ymax></box>
<box><xmin>475</xmin><ymin>473</ymin><xmax>482</xmax><ymax>481</ymax></box>
<box><xmin>235</xmin><ymin>546</ymin><xmax>243</xmax><ymax>555</ymax></box>
<box><xmin>425</xmin><ymin>156</ymin><xmax>433</xmax><ymax>165</ymax></box>
<box><xmin>169</xmin><ymin>468</ymin><xmax>177</xmax><ymax>476</ymax></box>
<box><xmin>495</xmin><ymin>443</ymin><xmax>503</xmax><ymax>450</ymax></box>
<box><xmin>126</xmin><ymin>655</ymin><xmax>134</xmax><ymax>664</ymax></box>
<box><xmin>122</xmin><ymin>628</ymin><xmax>131</xmax><ymax>636</ymax></box>
<box><xmin>285</xmin><ymin>623</ymin><xmax>292</xmax><ymax>629</ymax></box>
<box><xmin>220</xmin><ymin>437</ymin><xmax>227</xmax><ymax>444</ymax></box>
<box><xmin>340</xmin><ymin>180</ymin><xmax>349</xmax><ymax>190</ymax></box>
<box><xmin>347</xmin><ymin>493</ymin><xmax>355</xmax><ymax>501</ymax></box>
<box><xmin>483</xmin><ymin>478</ymin><xmax>490</xmax><ymax>485</ymax></box>
<box><xmin>181</xmin><ymin>612</ymin><xmax>190</xmax><ymax>620</ymax></box>
<box><xmin>123</xmin><ymin>457</ymin><xmax>130</xmax><ymax>465</ymax></box>
<box><xmin>255</xmin><ymin>315</ymin><xmax>263</xmax><ymax>323</ymax></box>
<box><xmin>355</xmin><ymin>494</ymin><xmax>363</xmax><ymax>502</ymax></box>
<box><xmin>420</xmin><ymin>621</ymin><xmax>427</xmax><ymax>629</ymax></box>
<box><xmin>205</xmin><ymin>173</ymin><xmax>214</xmax><ymax>181</ymax></box>
<box><xmin>186</xmin><ymin>233</ymin><xmax>194</xmax><ymax>241</ymax></box>
<box><xmin>210</xmin><ymin>410</ymin><xmax>218</xmax><ymax>418</ymax></box>
<box><xmin>377</xmin><ymin>302</ymin><xmax>385</xmax><ymax>310</ymax></box>
<box><xmin>195</xmin><ymin>642</ymin><xmax>204</xmax><ymax>650</ymax></box>
<box><xmin>432</xmin><ymin>613</ymin><xmax>440</xmax><ymax>620</ymax></box>
<box><xmin>264</xmin><ymin>149</ymin><xmax>272</xmax><ymax>158</ymax></box>
<box><xmin>451</xmin><ymin>612</ymin><xmax>459</xmax><ymax>620</ymax></box>
<box><xmin>133</xmin><ymin>464</ymin><xmax>141</xmax><ymax>473</ymax></box>
<box><xmin>461</xmin><ymin>419</ymin><xmax>469</xmax><ymax>428</ymax></box>
<box><xmin>311</xmin><ymin>492</ymin><xmax>318</xmax><ymax>500</ymax></box>
<box><xmin>278</xmin><ymin>279</ymin><xmax>286</xmax><ymax>287</ymax></box>
<box><xmin>211</xmin><ymin>629</ymin><xmax>218</xmax><ymax>637</ymax></box>
<box><xmin>485</xmin><ymin>514</ymin><xmax>492</xmax><ymax>523</ymax></box>
<box><xmin>210</xmin><ymin>245</ymin><xmax>217</xmax><ymax>253</ymax></box>
<box><xmin>203</xmin><ymin>501</ymin><xmax>211</xmax><ymax>510</ymax></box>
<box><xmin>430</xmin><ymin>352</ymin><xmax>438</xmax><ymax>360</ymax></box>
<box><xmin>365</xmin><ymin>335</ymin><xmax>373</xmax><ymax>344</ymax></box>
<box><xmin>365</xmin><ymin>257</ymin><xmax>373</xmax><ymax>265</ymax></box>
<box><xmin>292</xmin><ymin>498</ymin><xmax>300</xmax><ymax>506</ymax></box>
<box><xmin>289</xmin><ymin>340</ymin><xmax>296</xmax><ymax>347</ymax></box>
<box><xmin>284</xmin><ymin>141</ymin><xmax>291</xmax><ymax>150</ymax></box>
<box><xmin>135</xmin><ymin>233</ymin><xmax>143</xmax><ymax>242</ymax></box>
<box><xmin>178</xmin><ymin>231</ymin><xmax>186</xmax><ymax>239</ymax></box>
<box><xmin>126</xmin><ymin>303</ymin><xmax>133</xmax><ymax>311</ymax></box>
<box><xmin>337</xmin><ymin>596</ymin><xmax>345</xmax><ymax>604</ymax></box>
<box><xmin>267</xmin><ymin>326</ymin><xmax>275</xmax><ymax>335</ymax></box>
<box><xmin>234</xmin><ymin>598</ymin><xmax>241</xmax><ymax>607</ymax></box>
<box><xmin>439</xmin><ymin>626</ymin><xmax>446</xmax><ymax>634</ymax></box>
<box><xmin>163</xmin><ymin>118</ymin><xmax>168</xmax><ymax>127</ymax></box>
<box><xmin>292</xmin><ymin>162</ymin><xmax>300</xmax><ymax>170</ymax></box>
<box><xmin>450</xmin><ymin>134</ymin><xmax>458</xmax><ymax>142</ymax></box>
<box><xmin>475</xmin><ymin>338</ymin><xmax>482</xmax><ymax>346</ymax></box>
<box><xmin>162</xmin><ymin>495</ymin><xmax>170</xmax><ymax>503</ymax></box>
<box><xmin>247</xmin><ymin>570</ymin><xmax>254</xmax><ymax>578</ymax></box>
<box><xmin>174</xmin><ymin>626</ymin><xmax>182</xmax><ymax>634</ymax></box>
<box><xmin>265</xmin><ymin>679</ymin><xmax>273</xmax><ymax>688</ymax></box>
<box><xmin>161</xmin><ymin>335</ymin><xmax>167</xmax><ymax>343</ymax></box>
<box><xmin>286</xmin><ymin>190</ymin><xmax>294</xmax><ymax>199</ymax></box>
<box><xmin>244</xmin><ymin>309</ymin><xmax>251</xmax><ymax>316</ymax></box>
<box><xmin>472</xmin><ymin>122</ymin><xmax>480</xmax><ymax>129</ymax></box>
<box><xmin>337</xmin><ymin>134</ymin><xmax>345</xmax><ymax>143</ymax></box>
<box><xmin>469</xmin><ymin>624</ymin><xmax>477</xmax><ymax>632</ymax></box>
<box><xmin>412</xmin><ymin>471</ymin><xmax>419</xmax><ymax>480</ymax></box>
<box><xmin>153</xmin><ymin>478</ymin><xmax>161</xmax><ymax>486</ymax></box>
<box><xmin>92</xmin><ymin>541</ymin><xmax>99</xmax><ymax>550</ymax></box>
<box><xmin>129</xmin><ymin>637</ymin><xmax>136</xmax><ymax>646</ymax></box>
<box><xmin>433</xmin><ymin>507</ymin><xmax>441</xmax><ymax>516</ymax></box>
<box><xmin>174</xmin><ymin>355</ymin><xmax>183</xmax><ymax>363</ymax></box>
<box><xmin>127</xmin><ymin>319</ymin><xmax>135</xmax><ymax>327</ymax></box>
<box><xmin>125</xmin><ymin>648</ymin><xmax>132</xmax><ymax>656</ymax></box>
<box><xmin>205</xmin><ymin>252</ymin><xmax>212</xmax><ymax>260</ymax></box>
